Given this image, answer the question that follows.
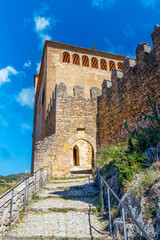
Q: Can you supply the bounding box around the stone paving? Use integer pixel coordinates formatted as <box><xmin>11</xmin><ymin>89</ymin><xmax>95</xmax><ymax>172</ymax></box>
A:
<box><xmin>6</xmin><ymin>175</ymin><xmax>112</xmax><ymax>239</ymax></box>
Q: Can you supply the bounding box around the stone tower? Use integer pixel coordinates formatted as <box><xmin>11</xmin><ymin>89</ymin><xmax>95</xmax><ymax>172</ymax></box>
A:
<box><xmin>31</xmin><ymin>41</ymin><xmax>126</xmax><ymax>176</ymax></box>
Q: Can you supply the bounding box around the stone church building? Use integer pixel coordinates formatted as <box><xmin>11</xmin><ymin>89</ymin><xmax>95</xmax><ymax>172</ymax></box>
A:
<box><xmin>31</xmin><ymin>41</ymin><xmax>126</xmax><ymax>175</ymax></box>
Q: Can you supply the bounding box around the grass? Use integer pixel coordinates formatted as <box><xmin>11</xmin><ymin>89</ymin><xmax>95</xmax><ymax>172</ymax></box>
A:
<box><xmin>126</xmin><ymin>161</ymin><xmax>160</xmax><ymax>197</ymax></box>
<box><xmin>0</xmin><ymin>172</ymin><xmax>30</xmax><ymax>195</ymax></box>
<box><xmin>0</xmin><ymin>184</ymin><xmax>11</xmax><ymax>195</ymax></box>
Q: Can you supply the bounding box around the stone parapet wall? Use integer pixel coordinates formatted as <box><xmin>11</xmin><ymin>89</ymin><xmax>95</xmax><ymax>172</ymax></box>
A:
<box><xmin>0</xmin><ymin>169</ymin><xmax>51</xmax><ymax>239</ymax></box>
<box><xmin>98</xmin><ymin>25</ymin><xmax>160</xmax><ymax>146</ymax></box>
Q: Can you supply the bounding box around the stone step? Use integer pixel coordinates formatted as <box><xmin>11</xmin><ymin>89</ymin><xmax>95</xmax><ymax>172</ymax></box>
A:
<box><xmin>43</xmin><ymin>181</ymin><xmax>94</xmax><ymax>191</ymax></box>
<box><xmin>7</xmin><ymin>211</ymin><xmax>111</xmax><ymax>239</ymax></box>
<box><xmin>7</xmin><ymin>236</ymin><xmax>111</xmax><ymax>239</ymax></box>
<box><xmin>38</xmin><ymin>180</ymin><xmax>97</xmax><ymax>198</ymax></box>
<box><xmin>49</xmin><ymin>177</ymin><xmax>94</xmax><ymax>184</ymax></box>
<box><xmin>28</xmin><ymin>196</ymin><xmax>100</xmax><ymax>213</ymax></box>
<box><xmin>38</xmin><ymin>188</ymin><xmax>98</xmax><ymax>198</ymax></box>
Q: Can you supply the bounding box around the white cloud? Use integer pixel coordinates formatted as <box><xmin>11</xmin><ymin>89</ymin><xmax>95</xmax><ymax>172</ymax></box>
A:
<box><xmin>34</xmin><ymin>16</ymin><xmax>50</xmax><ymax>32</ymax></box>
<box><xmin>39</xmin><ymin>33</ymin><xmax>51</xmax><ymax>46</ymax></box>
<box><xmin>33</xmin><ymin>7</ymin><xmax>57</xmax><ymax>47</ymax></box>
<box><xmin>36</xmin><ymin>62</ymin><xmax>41</xmax><ymax>73</ymax></box>
<box><xmin>0</xmin><ymin>66</ymin><xmax>18</xmax><ymax>86</ymax></box>
<box><xmin>16</xmin><ymin>87</ymin><xmax>34</xmax><ymax>108</ymax></box>
<box><xmin>140</xmin><ymin>0</ymin><xmax>157</xmax><ymax>8</ymax></box>
<box><xmin>24</xmin><ymin>60</ymin><xmax>31</xmax><ymax>68</ymax></box>
<box><xmin>92</xmin><ymin>0</ymin><xmax>116</xmax><ymax>8</ymax></box>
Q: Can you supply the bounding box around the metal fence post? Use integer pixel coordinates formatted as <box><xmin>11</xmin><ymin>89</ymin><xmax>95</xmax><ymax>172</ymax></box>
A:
<box><xmin>34</xmin><ymin>172</ymin><xmax>36</xmax><ymax>195</ymax></box>
<box><xmin>122</xmin><ymin>207</ymin><xmax>127</xmax><ymax>240</ymax></box>
<box><xmin>24</xmin><ymin>179</ymin><xmax>27</xmax><ymax>212</ymax></box>
<box><xmin>47</xmin><ymin>167</ymin><xmax>48</xmax><ymax>182</ymax></box>
<box><xmin>27</xmin><ymin>178</ymin><xmax>29</xmax><ymax>205</ymax></box>
<box><xmin>10</xmin><ymin>188</ymin><xmax>14</xmax><ymax>227</ymax></box>
<box><xmin>100</xmin><ymin>178</ymin><xmax>104</xmax><ymax>214</ymax></box>
<box><xmin>107</xmin><ymin>187</ymin><xmax>112</xmax><ymax>233</ymax></box>
<box><xmin>39</xmin><ymin>170</ymin><xmax>41</xmax><ymax>191</ymax></box>
<box><xmin>41</xmin><ymin>168</ymin><xmax>43</xmax><ymax>187</ymax></box>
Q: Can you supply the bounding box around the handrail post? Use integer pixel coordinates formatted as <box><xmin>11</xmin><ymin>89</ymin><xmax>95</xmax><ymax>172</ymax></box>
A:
<box><xmin>10</xmin><ymin>188</ymin><xmax>14</xmax><ymax>228</ymax></box>
<box><xmin>107</xmin><ymin>187</ymin><xmax>112</xmax><ymax>233</ymax></box>
<box><xmin>24</xmin><ymin>179</ymin><xmax>27</xmax><ymax>212</ymax></box>
<box><xmin>41</xmin><ymin>168</ymin><xmax>43</xmax><ymax>186</ymax></box>
<box><xmin>27</xmin><ymin>178</ymin><xmax>29</xmax><ymax>205</ymax></box>
<box><xmin>34</xmin><ymin>172</ymin><xmax>36</xmax><ymax>195</ymax></box>
<box><xmin>47</xmin><ymin>167</ymin><xmax>48</xmax><ymax>182</ymax></box>
<box><xmin>39</xmin><ymin>169</ymin><xmax>41</xmax><ymax>191</ymax></box>
<box><xmin>100</xmin><ymin>178</ymin><xmax>104</xmax><ymax>214</ymax></box>
<box><xmin>122</xmin><ymin>207</ymin><xmax>127</xmax><ymax>240</ymax></box>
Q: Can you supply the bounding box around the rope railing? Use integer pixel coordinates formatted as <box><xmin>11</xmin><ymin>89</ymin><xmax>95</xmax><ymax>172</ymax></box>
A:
<box><xmin>0</xmin><ymin>165</ymin><xmax>52</xmax><ymax>231</ymax></box>
<box><xmin>96</xmin><ymin>169</ymin><xmax>152</xmax><ymax>240</ymax></box>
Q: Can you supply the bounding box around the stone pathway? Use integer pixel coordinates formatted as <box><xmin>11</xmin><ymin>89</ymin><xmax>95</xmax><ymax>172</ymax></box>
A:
<box><xmin>6</xmin><ymin>175</ymin><xmax>112</xmax><ymax>239</ymax></box>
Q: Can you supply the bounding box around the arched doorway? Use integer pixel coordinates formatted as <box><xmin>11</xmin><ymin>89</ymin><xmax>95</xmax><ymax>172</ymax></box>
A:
<box><xmin>73</xmin><ymin>145</ymin><xmax>79</xmax><ymax>166</ymax></box>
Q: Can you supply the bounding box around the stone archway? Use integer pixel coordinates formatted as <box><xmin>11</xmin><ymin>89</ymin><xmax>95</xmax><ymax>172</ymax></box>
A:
<box><xmin>71</xmin><ymin>139</ymin><xmax>93</xmax><ymax>168</ymax></box>
<box><xmin>63</xmin><ymin>132</ymin><xmax>96</xmax><ymax>172</ymax></box>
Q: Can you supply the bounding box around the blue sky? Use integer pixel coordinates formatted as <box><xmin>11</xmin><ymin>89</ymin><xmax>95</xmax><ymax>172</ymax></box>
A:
<box><xmin>0</xmin><ymin>0</ymin><xmax>159</xmax><ymax>176</ymax></box>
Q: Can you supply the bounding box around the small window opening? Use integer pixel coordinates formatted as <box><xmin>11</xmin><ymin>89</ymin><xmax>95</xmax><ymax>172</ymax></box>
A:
<box><xmin>73</xmin><ymin>54</ymin><xmax>80</xmax><ymax>65</ymax></box>
<box><xmin>109</xmin><ymin>60</ymin><xmax>115</xmax><ymax>71</ymax></box>
<box><xmin>91</xmin><ymin>57</ymin><xmax>98</xmax><ymax>69</ymax></box>
<box><xmin>42</xmin><ymin>88</ymin><xmax>45</xmax><ymax>105</ymax></box>
<box><xmin>117</xmin><ymin>62</ymin><xmax>122</xmax><ymax>70</ymax></box>
<box><xmin>100</xmin><ymin>59</ymin><xmax>107</xmax><ymax>70</ymax></box>
<box><xmin>82</xmin><ymin>55</ymin><xmax>89</xmax><ymax>67</ymax></box>
<box><xmin>63</xmin><ymin>52</ymin><xmax>70</xmax><ymax>63</ymax></box>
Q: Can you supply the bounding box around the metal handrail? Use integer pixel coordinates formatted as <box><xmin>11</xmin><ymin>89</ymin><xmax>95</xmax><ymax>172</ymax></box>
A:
<box><xmin>0</xmin><ymin>165</ymin><xmax>52</xmax><ymax>231</ymax></box>
<box><xmin>0</xmin><ymin>166</ymin><xmax>49</xmax><ymax>200</ymax></box>
<box><xmin>97</xmin><ymin>169</ymin><xmax>152</xmax><ymax>240</ymax></box>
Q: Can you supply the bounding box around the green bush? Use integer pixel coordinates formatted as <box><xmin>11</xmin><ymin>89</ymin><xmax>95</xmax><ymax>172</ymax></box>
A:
<box><xmin>97</xmin><ymin>143</ymin><xmax>145</xmax><ymax>186</ymax></box>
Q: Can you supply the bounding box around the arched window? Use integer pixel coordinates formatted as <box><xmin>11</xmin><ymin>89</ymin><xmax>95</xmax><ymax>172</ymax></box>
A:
<box><xmin>91</xmin><ymin>57</ymin><xmax>98</xmax><ymax>69</ymax></box>
<box><xmin>42</xmin><ymin>88</ymin><xmax>45</xmax><ymax>106</ymax></box>
<box><xmin>100</xmin><ymin>59</ymin><xmax>107</xmax><ymax>70</ymax></box>
<box><xmin>73</xmin><ymin>54</ymin><xmax>80</xmax><ymax>65</ymax></box>
<box><xmin>109</xmin><ymin>60</ymin><xmax>115</xmax><ymax>71</ymax></box>
<box><xmin>63</xmin><ymin>51</ymin><xmax>70</xmax><ymax>63</ymax></box>
<box><xmin>117</xmin><ymin>62</ymin><xmax>122</xmax><ymax>70</ymax></box>
<box><xmin>82</xmin><ymin>55</ymin><xmax>89</xmax><ymax>67</ymax></box>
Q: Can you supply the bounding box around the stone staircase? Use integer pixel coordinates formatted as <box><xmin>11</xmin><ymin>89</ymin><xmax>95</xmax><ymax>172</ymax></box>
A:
<box><xmin>6</xmin><ymin>174</ymin><xmax>112</xmax><ymax>239</ymax></box>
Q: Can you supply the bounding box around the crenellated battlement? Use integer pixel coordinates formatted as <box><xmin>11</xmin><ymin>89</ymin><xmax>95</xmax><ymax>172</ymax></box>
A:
<box><xmin>45</xmin><ymin>82</ymin><xmax>101</xmax><ymax>138</ymax></box>
<box><xmin>98</xmin><ymin>25</ymin><xmax>160</xmax><ymax>145</ymax></box>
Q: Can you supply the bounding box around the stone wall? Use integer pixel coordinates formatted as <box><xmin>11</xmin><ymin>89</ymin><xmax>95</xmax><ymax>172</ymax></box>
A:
<box><xmin>97</xmin><ymin>25</ymin><xmax>160</xmax><ymax>146</ymax></box>
<box><xmin>0</xmin><ymin>169</ymin><xmax>51</xmax><ymax>239</ymax></box>
<box><xmin>33</xmin><ymin>83</ymin><xmax>101</xmax><ymax>175</ymax></box>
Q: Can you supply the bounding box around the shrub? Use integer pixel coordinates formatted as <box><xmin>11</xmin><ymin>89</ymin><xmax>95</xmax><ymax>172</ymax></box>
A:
<box><xmin>97</xmin><ymin>143</ymin><xmax>145</xmax><ymax>186</ymax></box>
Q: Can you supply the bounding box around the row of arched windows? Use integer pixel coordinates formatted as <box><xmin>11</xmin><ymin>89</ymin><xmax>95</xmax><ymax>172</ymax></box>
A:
<box><xmin>62</xmin><ymin>52</ymin><xmax>123</xmax><ymax>71</ymax></box>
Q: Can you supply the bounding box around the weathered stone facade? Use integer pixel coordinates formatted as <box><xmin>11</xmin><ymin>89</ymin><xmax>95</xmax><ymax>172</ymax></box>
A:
<box><xmin>33</xmin><ymin>83</ymin><xmax>101</xmax><ymax>175</ymax></box>
<box><xmin>32</xmin><ymin>25</ymin><xmax>160</xmax><ymax>176</ymax></box>
<box><xmin>98</xmin><ymin>25</ymin><xmax>160</xmax><ymax>147</ymax></box>
<box><xmin>32</xmin><ymin>41</ymin><xmax>125</xmax><ymax>175</ymax></box>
